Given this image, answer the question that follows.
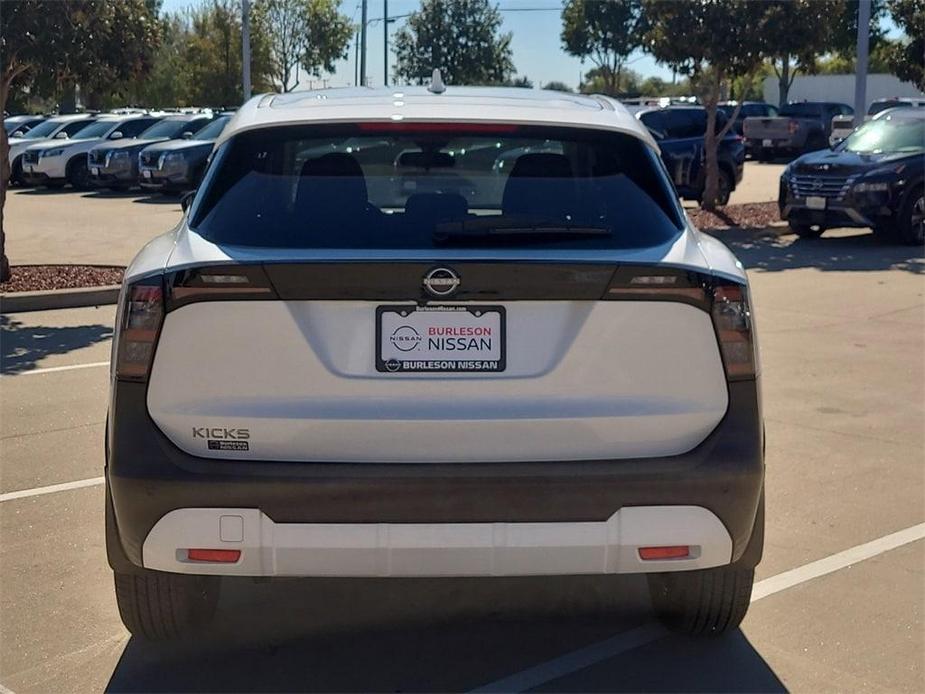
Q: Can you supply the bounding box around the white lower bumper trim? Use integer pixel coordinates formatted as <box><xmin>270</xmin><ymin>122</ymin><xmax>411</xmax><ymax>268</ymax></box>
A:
<box><xmin>142</xmin><ymin>506</ymin><xmax>732</xmax><ymax>577</ymax></box>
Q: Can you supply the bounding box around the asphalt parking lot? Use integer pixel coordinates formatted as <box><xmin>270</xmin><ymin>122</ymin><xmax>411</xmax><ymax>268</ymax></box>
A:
<box><xmin>1</xmin><ymin>172</ymin><xmax>923</xmax><ymax>692</ymax></box>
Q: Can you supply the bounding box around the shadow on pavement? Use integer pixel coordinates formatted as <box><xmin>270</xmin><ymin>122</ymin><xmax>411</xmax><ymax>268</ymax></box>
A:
<box><xmin>0</xmin><ymin>315</ymin><xmax>113</xmax><ymax>375</ymax></box>
<box><xmin>105</xmin><ymin>575</ymin><xmax>784</xmax><ymax>693</ymax></box>
<box><xmin>713</xmin><ymin>229</ymin><xmax>924</xmax><ymax>273</ymax></box>
<box><xmin>132</xmin><ymin>194</ymin><xmax>183</xmax><ymax>206</ymax></box>
<box><xmin>81</xmin><ymin>190</ymin><xmax>143</xmax><ymax>200</ymax></box>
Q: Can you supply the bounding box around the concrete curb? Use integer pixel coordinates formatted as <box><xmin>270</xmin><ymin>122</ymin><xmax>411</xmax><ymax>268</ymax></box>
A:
<box><xmin>1</xmin><ymin>285</ymin><xmax>121</xmax><ymax>313</ymax></box>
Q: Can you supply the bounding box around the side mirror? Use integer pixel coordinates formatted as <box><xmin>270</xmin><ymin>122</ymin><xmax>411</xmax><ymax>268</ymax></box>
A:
<box><xmin>180</xmin><ymin>190</ymin><xmax>196</xmax><ymax>212</ymax></box>
<box><xmin>109</xmin><ymin>131</ymin><xmax>123</xmax><ymax>140</ymax></box>
<box><xmin>182</xmin><ymin>132</ymin><xmax>193</xmax><ymax>140</ymax></box>
<box><xmin>11</xmin><ymin>129</ymin><xmax>26</xmax><ymax>138</ymax></box>
<box><xmin>54</xmin><ymin>131</ymin><xmax>69</xmax><ymax>139</ymax></box>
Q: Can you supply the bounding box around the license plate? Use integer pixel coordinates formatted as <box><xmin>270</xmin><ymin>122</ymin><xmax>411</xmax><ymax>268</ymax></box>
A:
<box><xmin>90</xmin><ymin>167</ymin><xmax>99</xmax><ymax>176</ymax></box>
<box><xmin>762</xmin><ymin>139</ymin><xmax>772</xmax><ymax>147</ymax></box>
<box><xmin>806</xmin><ymin>196</ymin><xmax>826</xmax><ymax>210</ymax></box>
<box><xmin>142</xmin><ymin>169</ymin><xmax>152</xmax><ymax>178</ymax></box>
<box><xmin>27</xmin><ymin>165</ymin><xmax>34</xmax><ymax>173</ymax></box>
<box><xmin>376</xmin><ymin>305</ymin><xmax>505</xmax><ymax>373</ymax></box>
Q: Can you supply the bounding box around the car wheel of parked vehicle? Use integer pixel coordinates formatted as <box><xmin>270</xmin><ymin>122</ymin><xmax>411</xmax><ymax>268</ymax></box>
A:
<box><xmin>789</xmin><ymin>222</ymin><xmax>825</xmax><ymax>238</ymax></box>
<box><xmin>647</xmin><ymin>564</ymin><xmax>754</xmax><ymax>636</ymax></box>
<box><xmin>716</xmin><ymin>169</ymin><xmax>733</xmax><ymax>206</ymax></box>
<box><xmin>10</xmin><ymin>157</ymin><xmax>23</xmax><ymax>186</ymax></box>
<box><xmin>898</xmin><ymin>187</ymin><xmax>924</xmax><ymax>246</ymax></box>
<box><xmin>114</xmin><ymin>569</ymin><xmax>220</xmax><ymax>640</ymax></box>
<box><xmin>756</xmin><ymin>147</ymin><xmax>771</xmax><ymax>163</ymax></box>
<box><xmin>66</xmin><ymin>158</ymin><xmax>92</xmax><ymax>190</ymax></box>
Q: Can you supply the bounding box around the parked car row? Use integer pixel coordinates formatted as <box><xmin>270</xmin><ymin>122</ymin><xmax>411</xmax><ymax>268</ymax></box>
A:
<box><xmin>829</xmin><ymin>96</ymin><xmax>925</xmax><ymax>147</ymax></box>
<box><xmin>627</xmin><ymin>103</ymin><xmax>746</xmax><ymax>205</ymax></box>
<box><xmin>6</xmin><ymin>110</ymin><xmax>233</xmax><ymax>193</ymax></box>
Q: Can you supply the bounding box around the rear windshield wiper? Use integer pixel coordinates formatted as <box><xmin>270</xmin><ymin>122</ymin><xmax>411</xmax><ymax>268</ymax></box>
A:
<box><xmin>434</xmin><ymin>217</ymin><xmax>611</xmax><ymax>243</ymax></box>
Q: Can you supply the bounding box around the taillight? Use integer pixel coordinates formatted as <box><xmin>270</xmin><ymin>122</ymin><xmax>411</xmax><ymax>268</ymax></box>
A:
<box><xmin>788</xmin><ymin>120</ymin><xmax>799</xmax><ymax>134</ymax></box>
<box><xmin>115</xmin><ymin>278</ymin><xmax>165</xmax><ymax>382</ymax></box>
<box><xmin>604</xmin><ymin>267</ymin><xmax>756</xmax><ymax>381</ymax></box>
<box><xmin>712</xmin><ymin>284</ymin><xmax>756</xmax><ymax>379</ymax></box>
<box><xmin>166</xmin><ymin>264</ymin><xmax>277</xmax><ymax>310</ymax></box>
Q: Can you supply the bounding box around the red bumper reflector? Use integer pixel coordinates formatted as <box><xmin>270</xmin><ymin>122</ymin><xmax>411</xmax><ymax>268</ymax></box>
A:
<box><xmin>187</xmin><ymin>548</ymin><xmax>241</xmax><ymax>563</ymax></box>
<box><xmin>639</xmin><ymin>546</ymin><xmax>690</xmax><ymax>560</ymax></box>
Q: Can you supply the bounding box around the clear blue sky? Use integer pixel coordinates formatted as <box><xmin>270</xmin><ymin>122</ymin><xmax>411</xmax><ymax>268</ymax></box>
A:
<box><xmin>162</xmin><ymin>0</ymin><xmax>900</xmax><ymax>91</ymax></box>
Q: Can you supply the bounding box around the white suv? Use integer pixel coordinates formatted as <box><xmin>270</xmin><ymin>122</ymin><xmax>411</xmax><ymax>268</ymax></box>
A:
<box><xmin>106</xmin><ymin>86</ymin><xmax>765</xmax><ymax>640</ymax></box>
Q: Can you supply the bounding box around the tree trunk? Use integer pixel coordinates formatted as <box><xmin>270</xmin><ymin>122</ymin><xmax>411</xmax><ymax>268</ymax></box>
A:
<box><xmin>701</xmin><ymin>72</ymin><xmax>722</xmax><ymax>212</ymax></box>
<box><xmin>778</xmin><ymin>55</ymin><xmax>790</xmax><ymax>108</ymax></box>
<box><xmin>0</xmin><ymin>79</ymin><xmax>11</xmax><ymax>283</ymax></box>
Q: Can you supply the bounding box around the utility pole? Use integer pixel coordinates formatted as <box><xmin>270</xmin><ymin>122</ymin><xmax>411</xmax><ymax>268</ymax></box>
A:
<box><xmin>360</xmin><ymin>0</ymin><xmax>368</xmax><ymax>87</ymax></box>
<box><xmin>854</xmin><ymin>0</ymin><xmax>871</xmax><ymax>126</ymax></box>
<box><xmin>383</xmin><ymin>0</ymin><xmax>388</xmax><ymax>87</ymax></box>
<box><xmin>354</xmin><ymin>28</ymin><xmax>360</xmax><ymax>85</ymax></box>
<box><xmin>242</xmin><ymin>0</ymin><xmax>252</xmax><ymax>100</ymax></box>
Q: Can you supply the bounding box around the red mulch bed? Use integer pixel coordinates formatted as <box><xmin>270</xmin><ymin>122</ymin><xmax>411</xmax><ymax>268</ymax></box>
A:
<box><xmin>0</xmin><ymin>265</ymin><xmax>124</xmax><ymax>293</ymax></box>
<box><xmin>688</xmin><ymin>201</ymin><xmax>781</xmax><ymax>230</ymax></box>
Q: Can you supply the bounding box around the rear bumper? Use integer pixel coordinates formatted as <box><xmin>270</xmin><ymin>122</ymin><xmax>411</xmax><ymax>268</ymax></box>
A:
<box><xmin>107</xmin><ymin>380</ymin><xmax>764</xmax><ymax>576</ymax></box>
<box><xmin>142</xmin><ymin>505</ymin><xmax>733</xmax><ymax>577</ymax></box>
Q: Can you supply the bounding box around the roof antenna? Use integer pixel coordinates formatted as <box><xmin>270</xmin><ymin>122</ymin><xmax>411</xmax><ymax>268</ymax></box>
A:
<box><xmin>428</xmin><ymin>68</ymin><xmax>446</xmax><ymax>94</ymax></box>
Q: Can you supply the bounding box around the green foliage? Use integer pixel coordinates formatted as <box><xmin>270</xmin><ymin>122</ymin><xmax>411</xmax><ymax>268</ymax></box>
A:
<box><xmin>1</xmin><ymin>0</ymin><xmax>162</xmax><ymax>103</ymax></box>
<box><xmin>253</xmin><ymin>0</ymin><xmax>352</xmax><ymax>92</ymax></box>
<box><xmin>642</xmin><ymin>0</ymin><xmax>768</xmax><ymax>211</ymax></box>
<box><xmin>561</xmin><ymin>0</ymin><xmax>644</xmax><ymax>95</ymax></box>
<box><xmin>830</xmin><ymin>0</ymin><xmax>889</xmax><ymax>57</ymax></box>
<box><xmin>885</xmin><ymin>0</ymin><xmax>925</xmax><ymax>90</ymax></box>
<box><xmin>580</xmin><ymin>66</ymin><xmax>641</xmax><ymax>95</ymax></box>
<box><xmin>502</xmin><ymin>75</ymin><xmax>534</xmax><ymax>88</ymax></box>
<box><xmin>392</xmin><ymin>0</ymin><xmax>515</xmax><ymax>85</ymax></box>
<box><xmin>543</xmin><ymin>81</ymin><xmax>574</xmax><ymax>93</ymax></box>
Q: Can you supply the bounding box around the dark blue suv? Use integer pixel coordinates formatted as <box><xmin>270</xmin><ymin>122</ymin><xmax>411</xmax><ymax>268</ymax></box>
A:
<box><xmin>634</xmin><ymin>106</ymin><xmax>746</xmax><ymax>205</ymax></box>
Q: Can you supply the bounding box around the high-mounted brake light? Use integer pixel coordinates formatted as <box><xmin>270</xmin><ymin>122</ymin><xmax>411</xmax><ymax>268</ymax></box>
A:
<box><xmin>356</xmin><ymin>122</ymin><xmax>520</xmax><ymax>134</ymax></box>
<box><xmin>712</xmin><ymin>284</ymin><xmax>756</xmax><ymax>379</ymax></box>
<box><xmin>115</xmin><ymin>278</ymin><xmax>164</xmax><ymax>382</ymax></box>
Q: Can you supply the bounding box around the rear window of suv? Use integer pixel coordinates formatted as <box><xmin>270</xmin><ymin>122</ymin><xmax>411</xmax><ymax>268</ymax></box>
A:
<box><xmin>190</xmin><ymin>124</ymin><xmax>684</xmax><ymax>250</ymax></box>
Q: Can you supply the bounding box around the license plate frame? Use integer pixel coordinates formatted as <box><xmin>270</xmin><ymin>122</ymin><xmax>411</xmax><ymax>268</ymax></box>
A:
<box><xmin>762</xmin><ymin>138</ymin><xmax>773</xmax><ymax>147</ymax></box>
<box><xmin>376</xmin><ymin>304</ymin><xmax>506</xmax><ymax>373</ymax></box>
<box><xmin>142</xmin><ymin>169</ymin><xmax>152</xmax><ymax>179</ymax></box>
<box><xmin>806</xmin><ymin>195</ymin><xmax>827</xmax><ymax>210</ymax></box>
<box><xmin>90</xmin><ymin>166</ymin><xmax>100</xmax><ymax>176</ymax></box>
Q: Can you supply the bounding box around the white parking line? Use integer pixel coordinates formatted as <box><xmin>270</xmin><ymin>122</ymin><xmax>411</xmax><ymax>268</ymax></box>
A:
<box><xmin>0</xmin><ymin>361</ymin><xmax>109</xmax><ymax>377</ymax></box>
<box><xmin>471</xmin><ymin>522</ymin><xmax>925</xmax><ymax>693</ymax></box>
<box><xmin>0</xmin><ymin>476</ymin><xmax>105</xmax><ymax>503</ymax></box>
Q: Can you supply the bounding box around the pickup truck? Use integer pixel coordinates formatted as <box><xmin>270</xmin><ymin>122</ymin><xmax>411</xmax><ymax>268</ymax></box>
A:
<box><xmin>743</xmin><ymin>102</ymin><xmax>853</xmax><ymax>161</ymax></box>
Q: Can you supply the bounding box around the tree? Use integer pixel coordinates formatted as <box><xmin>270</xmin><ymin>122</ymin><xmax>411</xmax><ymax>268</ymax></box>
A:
<box><xmin>831</xmin><ymin>0</ymin><xmax>888</xmax><ymax>58</ymax></box>
<box><xmin>642</xmin><ymin>0</ymin><xmax>768</xmax><ymax>210</ymax></box>
<box><xmin>885</xmin><ymin>0</ymin><xmax>924</xmax><ymax>90</ymax></box>
<box><xmin>183</xmin><ymin>0</ymin><xmax>273</xmax><ymax>106</ymax></box>
<box><xmin>580</xmin><ymin>66</ymin><xmax>641</xmax><ymax>95</ymax></box>
<box><xmin>253</xmin><ymin>0</ymin><xmax>352</xmax><ymax>92</ymax></box>
<box><xmin>502</xmin><ymin>75</ymin><xmax>533</xmax><ymax>88</ymax></box>
<box><xmin>0</xmin><ymin>0</ymin><xmax>161</xmax><ymax>282</ymax></box>
<box><xmin>392</xmin><ymin>0</ymin><xmax>514</xmax><ymax>85</ymax></box>
<box><xmin>560</xmin><ymin>0</ymin><xmax>645</xmax><ymax>96</ymax></box>
<box><xmin>759</xmin><ymin>0</ymin><xmax>844</xmax><ymax>107</ymax></box>
<box><xmin>543</xmin><ymin>81</ymin><xmax>574</xmax><ymax>93</ymax></box>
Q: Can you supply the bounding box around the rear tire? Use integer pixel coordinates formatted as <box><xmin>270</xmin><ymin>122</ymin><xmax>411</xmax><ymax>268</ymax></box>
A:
<box><xmin>10</xmin><ymin>157</ymin><xmax>23</xmax><ymax>186</ymax></box>
<box><xmin>648</xmin><ymin>565</ymin><xmax>754</xmax><ymax>637</ymax></box>
<box><xmin>789</xmin><ymin>221</ymin><xmax>825</xmax><ymax>238</ymax></box>
<box><xmin>114</xmin><ymin>569</ymin><xmax>220</xmax><ymax>640</ymax></box>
